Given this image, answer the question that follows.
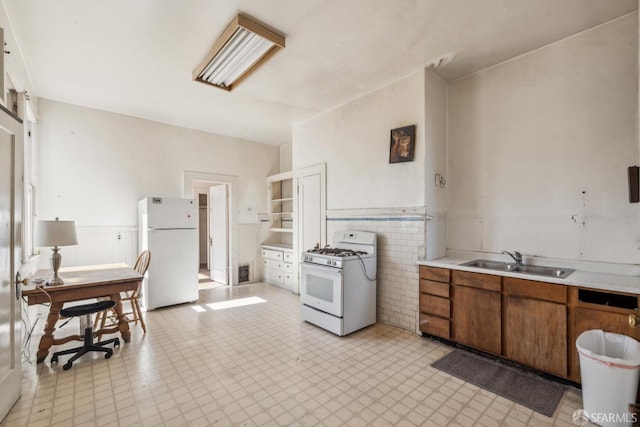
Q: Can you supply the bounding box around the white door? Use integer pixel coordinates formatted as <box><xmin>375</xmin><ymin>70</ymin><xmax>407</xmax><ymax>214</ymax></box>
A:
<box><xmin>209</xmin><ymin>185</ymin><xmax>228</xmax><ymax>284</ymax></box>
<box><xmin>0</xmin><ymin>109</ymin><xmax>24</xmax><ymax>421</ymax></box>
<box><xmin>298</xmin><ymin>173</ymin><xmax>322</xmax><ymax>252</ymax></box>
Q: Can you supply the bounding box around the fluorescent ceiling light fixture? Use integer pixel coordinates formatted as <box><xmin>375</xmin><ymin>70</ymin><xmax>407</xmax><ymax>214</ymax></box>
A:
<box><xmin>206</xmin><ymin>296</ymin><xmax>266</xmax><ymax>310</ymax></box>
<box><xmin>193</xmin><ymin>14</ymin><xmax>285</xmax><ymax>91</ymax></box>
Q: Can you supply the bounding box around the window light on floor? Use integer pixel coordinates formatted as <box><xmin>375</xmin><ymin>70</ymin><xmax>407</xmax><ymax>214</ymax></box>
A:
<box><xmin>189</xmin><ymin>296</ymin><xmax>267</xmax><ymax>312</ymax></box>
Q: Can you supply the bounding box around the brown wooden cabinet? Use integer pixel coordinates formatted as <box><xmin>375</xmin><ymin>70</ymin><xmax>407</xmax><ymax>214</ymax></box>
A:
<box><xmin>452</xmin><ymin>271</ymin><xmax>502</xmax><ymax>355</ymax></box>
<box><xmin>418</xmin><ymin>266</ymin><xmax>451</xmax><ymax>339</ymax></box>
<box><xmin>418</xmin><ymin>264</ymin><xmax>640</xmax><ymax>383</ymax></box>
<box><xmin>504</xmin><ymin>278</ymin><xmax>567</xmax><ymax>377</ymax></box>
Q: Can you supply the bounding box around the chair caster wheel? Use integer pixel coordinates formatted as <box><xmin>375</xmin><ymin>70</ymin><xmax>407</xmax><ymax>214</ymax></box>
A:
<box><xmin>51</xmin><ymin>356</ymin><xmax>58</xmax><ymax>364</ymax></box>
<box><xmin>63</xmin><ymin>363</ymin><xmax>72</xmax><ymax>370</ymax></box>
<box><xmin>114</xmin><ymin>339</ymin><xmax>120</xmax><ymax>348</ymax></box>
<box><xmin>105</xmin><ymin>352</ymin><xmax>112</xmax><ymax>359</ymax></box>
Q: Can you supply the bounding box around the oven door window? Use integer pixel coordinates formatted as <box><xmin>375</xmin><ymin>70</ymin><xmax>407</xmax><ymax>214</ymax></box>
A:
<box><xmin>301</xmin><ymin>264</ymin><xmax>343</xmax><ymax>317</ymax></box>
<box><xmin>307</xmin><ymin>274</ymin><xmax>335</xmax><ymax>302</ymax></box>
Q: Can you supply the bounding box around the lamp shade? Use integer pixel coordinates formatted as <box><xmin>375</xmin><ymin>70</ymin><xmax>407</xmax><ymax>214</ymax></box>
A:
<box><xmin>36</xmin><ymin>219</ymin><xmax>78</xmax><ymax>247</ymax></box>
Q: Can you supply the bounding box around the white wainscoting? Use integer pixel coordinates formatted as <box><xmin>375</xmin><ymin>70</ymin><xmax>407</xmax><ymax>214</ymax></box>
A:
<box><xmin>38</xmin><ymin>226</ymin><xmax>138</xmax><ymax>269</ymax></box>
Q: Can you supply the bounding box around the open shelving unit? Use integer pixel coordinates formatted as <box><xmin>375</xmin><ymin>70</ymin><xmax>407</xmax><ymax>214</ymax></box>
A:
<box><xmin>268</xmin><ymin>172</ymin><xmax>294</xmax><ymax>233</ymax></box>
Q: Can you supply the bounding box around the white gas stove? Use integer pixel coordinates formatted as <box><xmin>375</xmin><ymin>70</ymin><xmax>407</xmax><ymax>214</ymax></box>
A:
<box><xmin>300</xmin><ymin>231</ymin><xmax>377</xmax><ymax>336</ymax></box>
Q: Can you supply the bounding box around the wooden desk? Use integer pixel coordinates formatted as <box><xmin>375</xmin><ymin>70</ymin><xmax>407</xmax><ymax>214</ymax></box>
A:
<box><xmin>22</xmin><ymin>264</ymin><xmax>143</xmax><ymax>363</ymax></box>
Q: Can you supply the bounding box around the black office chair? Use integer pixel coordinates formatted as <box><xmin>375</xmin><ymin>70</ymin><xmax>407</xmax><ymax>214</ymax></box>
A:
<box><xmin>51</xmin><ymin>300</ymin><xmax>121</xmax><ymax>370</ymax></box>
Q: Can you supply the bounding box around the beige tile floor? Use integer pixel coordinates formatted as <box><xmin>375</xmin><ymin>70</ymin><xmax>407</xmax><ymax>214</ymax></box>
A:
<box><xmin>198</xmin><ymin>267</ymin><xmax>226</xmax><ymax>291</ymax></box>
<box><xmin>2</xmin><ymin>282</ymin><xmax>587</xmax><ymax>426</ymax></box>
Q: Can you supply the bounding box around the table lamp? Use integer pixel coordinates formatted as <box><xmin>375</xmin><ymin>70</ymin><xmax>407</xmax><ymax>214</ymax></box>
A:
<box><xmin>36</xmin><ymin>218</ymin><xmax>78</xmax><ymax>286</ymax></box>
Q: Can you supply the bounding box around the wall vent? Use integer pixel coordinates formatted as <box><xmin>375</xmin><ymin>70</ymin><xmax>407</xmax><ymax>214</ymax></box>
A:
<box><xmin>239</xmin><ymin>264</ymin><xmax>250</xmax><ymax>283</ymax></box>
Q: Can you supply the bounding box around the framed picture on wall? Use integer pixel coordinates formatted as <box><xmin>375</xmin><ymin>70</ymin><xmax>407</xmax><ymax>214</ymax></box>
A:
<box><xmin>389</xmin><ymin>125</ymin><xmax>415</xmax><ymax>163</ymax></box>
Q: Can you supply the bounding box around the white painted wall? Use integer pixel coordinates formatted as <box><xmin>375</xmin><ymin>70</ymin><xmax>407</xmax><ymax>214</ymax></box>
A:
<box><xmin>293</xmin><ymin>70</ymin><xmax>431</xmax><ymax>332</ymax></box>
<box><xmin>424</xmin><ymin>71</ymin><xmax>448</xmax><ymax>260</ymax></box>
<box><xmin>293</xmin><ymin>70</ymin><xmax>427</xmax><ymax>210</ymax></box>
<box><xmin>37</xmin><ymin>99</ymin><xmax>279</xmax><ymax>271</ymax></box>
<box><xmin>292</xmin><ymin>15</ymin><xmax>639</xmax><ymax>334</ymax></box>
<box><xmin>447</xmin><ymin>14</ymin><xmax>639</xmax><ymax>264</ymax></box>
<box><xmin>279</xmin><ymin>142</ymin><xmax>292</xmax><ymax>173</ymax></box>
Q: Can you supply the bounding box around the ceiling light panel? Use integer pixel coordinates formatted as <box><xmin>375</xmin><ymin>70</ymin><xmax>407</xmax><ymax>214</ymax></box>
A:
<box><xmin>193</xmin><ymin>14</ymin><xmax>285</xmax><ymax>91</ymax></box>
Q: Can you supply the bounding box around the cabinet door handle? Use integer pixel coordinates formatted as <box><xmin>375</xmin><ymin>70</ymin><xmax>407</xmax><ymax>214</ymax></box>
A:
<box><xmin>629</xmin><ymin>314</ymin><xmax>639</xmax><ymax>328</ymax></box>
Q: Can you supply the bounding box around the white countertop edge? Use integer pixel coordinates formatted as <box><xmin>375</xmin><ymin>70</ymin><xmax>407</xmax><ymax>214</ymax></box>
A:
<box><xmin>419</xmin><ymin>257</ymin><xmax>640</xmax><ymax>295</ymax></box>
<box><xmin>261</xmin><ymin>243</ymin><xmax>293</xmax><ymax>251</ymax></box>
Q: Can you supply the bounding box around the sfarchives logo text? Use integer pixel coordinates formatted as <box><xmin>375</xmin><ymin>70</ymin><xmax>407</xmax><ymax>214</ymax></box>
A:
<box><xmin>572</xmin><ymin>408</ymin><xmax>638</xmax><ymax>425</ymax></box>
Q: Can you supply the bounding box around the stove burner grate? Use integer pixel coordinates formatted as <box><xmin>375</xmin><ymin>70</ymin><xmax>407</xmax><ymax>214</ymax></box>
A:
<box><xmin>307</xmin><ymin>247</ymin><xmax>368</xmax><ymax>257</ymax></box>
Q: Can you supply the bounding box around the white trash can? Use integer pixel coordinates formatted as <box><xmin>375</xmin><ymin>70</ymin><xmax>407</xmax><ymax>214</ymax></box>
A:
<box><xmin>576</xmin><ymin>329</ymin><xmax>640</xmax><ymax>427</ymax></box>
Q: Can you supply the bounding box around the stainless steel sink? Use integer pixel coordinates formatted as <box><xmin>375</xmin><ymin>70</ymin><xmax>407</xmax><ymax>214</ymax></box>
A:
<box><xmin>460</xmin><ymin>259</ymin><xmax>575</xmax><ymax>279</ymax></box>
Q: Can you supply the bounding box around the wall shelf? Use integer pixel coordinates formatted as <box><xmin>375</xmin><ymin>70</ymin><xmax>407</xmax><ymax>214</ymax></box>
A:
<box><xmin>269</xmin><ymin>228</ymin><xmax>294</xmax><ymax>233</ymax></box>
<box><xmin>267</xmin><ymin>172</ymin><xmax>294</xmax><ymax>233</ymax></box>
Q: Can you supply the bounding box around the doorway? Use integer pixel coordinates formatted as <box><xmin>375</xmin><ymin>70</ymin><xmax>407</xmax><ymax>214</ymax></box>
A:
<box><xmin>184</xmin><ymin>171</ymin><xmax>238</xmax><ymax>287</ymax></box>
<box><xmin>196</xmin><ymin>194</ymin><xmax>222</xmax><ymax>290</ymax></box>
<box><xmin>196</xmin><ymin>185</ymin><xmax>229</xmax><ymax>290</ymax></box>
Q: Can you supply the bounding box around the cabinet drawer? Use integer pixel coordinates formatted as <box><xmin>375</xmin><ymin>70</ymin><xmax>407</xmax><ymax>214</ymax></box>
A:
<box><xmin>264</xmin><ymin>259</ymin><xmax>283</xmax><ymax>270</ymax></box>
<box><xmin>504</xmin><ymin>277</ymin><xmax>566</xmax><ymax>304</ymax></box>
<box><xmin>262</xmin><ymin>249</ymin><xmax>283</xmax><ymax>261</ymax></box>
<box><xmin>283</xmin><ymin>262</ymin><xmax>294</xmax><ymax>273</ymax></box>
<box><xmin>419</xmin><ymin>266</ymin><xmax>450</xmax><ymax>283</ymax></box>
<box><xmin>419</xmin><ymin>314</ymin><xmax>450</xmax><ymax>339</ymax></box>
<box><xmin>284</xmin><ymin>273</ymin><xmax>297</xmax><ymax>288</ymax></box>
<box><xmin>265</xmin><ymin>268</ymin><xmax>284</xmax><ymax>285</ymax></box>
<box><xmin>419</xmin><ymin>294</ymin><xmax>450</xmax><ymax>318</ymax></box>
<box><xmin>452</xmin><ymin>270</ymin><xmax>501</xmax><ymax>292</ymax></box>
<box><xmin>284</xmin><ymin>252</ymin><xmax>293</xmax><ymax>263</ymax></box>
<box><xmin>419</xmin><ymin>279</ymin><xmax>449</xmax><ymax>298</ymax></box>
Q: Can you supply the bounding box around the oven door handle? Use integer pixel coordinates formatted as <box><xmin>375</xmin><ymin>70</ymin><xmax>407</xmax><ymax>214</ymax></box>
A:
<box><xmin>302</xmin><ymin>262</ymin><xmax>343</xmax><ymax>276</ymax></box>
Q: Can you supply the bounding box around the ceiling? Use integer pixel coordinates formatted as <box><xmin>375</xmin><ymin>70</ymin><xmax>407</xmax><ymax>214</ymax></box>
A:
<box><xmin>2</xmin><ymin>0</ymin><xmax>637</xmax><ymax>145</ymax></box>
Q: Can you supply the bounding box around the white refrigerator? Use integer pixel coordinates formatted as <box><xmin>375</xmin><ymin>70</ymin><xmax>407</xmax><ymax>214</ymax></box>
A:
<box><xmin>138</xmin><ymin>197</ymin><xmax>199</xmax><ymax>310</ymax></box>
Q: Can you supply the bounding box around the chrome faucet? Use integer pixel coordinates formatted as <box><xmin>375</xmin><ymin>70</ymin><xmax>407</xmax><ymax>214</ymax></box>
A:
<box><xmin>502</xmin><ymin>250</ymin><xmax>523</xmax><ymax>265</ymax></box>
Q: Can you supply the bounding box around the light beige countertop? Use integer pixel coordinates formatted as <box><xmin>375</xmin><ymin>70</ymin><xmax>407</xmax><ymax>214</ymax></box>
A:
<box><xmin>418</xmin><ymin>251</ymin><xmax>640</xmax><ymax>295</ymax></box>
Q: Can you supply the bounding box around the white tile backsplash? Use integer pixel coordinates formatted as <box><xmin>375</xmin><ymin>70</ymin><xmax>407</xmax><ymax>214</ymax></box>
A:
<box><xmin>327</xmin><ymin>210</ymin><xmax>426</xmax><ymax>332</ymax></box>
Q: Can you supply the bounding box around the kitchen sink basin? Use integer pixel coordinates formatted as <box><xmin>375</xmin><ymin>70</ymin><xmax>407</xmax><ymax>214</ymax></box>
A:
<box><xmin>460</xmin><ymin>259</ymin><xmax>575</xmax><ymax>279</ymax></box>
